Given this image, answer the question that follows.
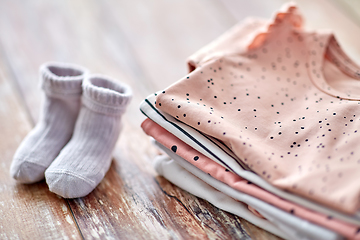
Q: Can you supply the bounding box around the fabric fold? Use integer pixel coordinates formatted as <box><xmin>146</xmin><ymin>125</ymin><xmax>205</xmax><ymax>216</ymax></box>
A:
<box><xmin>82</xmin><ymin>74</ymin><xmax>132</xmax><ymax>116</ymax></box>
<box><xmin>142</xmin><ymin>117</ymin><xmax>360</xmax><ymax>239</ymax></box>
<box><xmin>40</xmin><ymin>62</ymin><xmax>89</xmax><ymax>98</ymax></box>
<box><xmin>154</xmin><ymin>3</ymin><xmax>360</xmax><ymax>214</ymax></box>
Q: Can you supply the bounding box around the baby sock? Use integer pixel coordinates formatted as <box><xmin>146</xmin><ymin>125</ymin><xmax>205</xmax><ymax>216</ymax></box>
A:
<box><xmin>10</xmin><ymin>62</ymin><xmax>89</xmax><ymax>183</ymax></box>
<box><xmin>45</xmin><ymin>74</ymin><xmax>132</xmax><ymax>198</ymax></box>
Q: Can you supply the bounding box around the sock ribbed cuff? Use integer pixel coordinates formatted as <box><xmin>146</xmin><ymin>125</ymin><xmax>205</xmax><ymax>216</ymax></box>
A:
<box><xmin>82</xmin><ymin>74</ymin><xmax>132</xmax><ymax>116</ymax></box>
<box><xmin>40</xmin><ymin>62</ymin><xmax>89</xmax><ymax>98</ymax></box>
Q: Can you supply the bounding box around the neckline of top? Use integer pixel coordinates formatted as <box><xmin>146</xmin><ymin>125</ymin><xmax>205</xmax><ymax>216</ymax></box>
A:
<box><xmin>306</xmin><ymin>31</ymin><xmax>360</xmax><ymax>101</ymax></box>
<box><xmin>245</xmin><ymin>3</ymin><xmax>360</xmax><ymax>101</ymax></box>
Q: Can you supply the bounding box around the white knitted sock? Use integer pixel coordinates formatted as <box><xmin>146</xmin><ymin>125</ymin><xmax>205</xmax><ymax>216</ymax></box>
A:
<box><xmin>45</xmin><ymin>75</ymin><xmax>132</xmax><ymax>198</ymax></box>
<box><xmin>10</xmin><ymin>62</ymin><xmax>89</xmax><ymax>183</ymax></box>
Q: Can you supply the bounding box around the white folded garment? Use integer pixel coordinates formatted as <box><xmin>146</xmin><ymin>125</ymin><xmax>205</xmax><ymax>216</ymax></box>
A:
<box><xmin>140</xmin><ymin>93</ymin><xmax>360</xmax><ymax>225</ymax></box>
<box><xmin>153</xmin><ymin>154</ymin><xmax>289</xmax><ymax>239</ymax></box>
<box><xmin>153</xmin><ymin>144</ymin><xmax>341</xmax><ymax>240</ymax></box>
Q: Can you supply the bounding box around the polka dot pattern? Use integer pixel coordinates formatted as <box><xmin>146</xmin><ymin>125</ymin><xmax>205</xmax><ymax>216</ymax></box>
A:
<box><xmin>155</xmin><ymin>5</ymin><xmax>360</xmax><ymax>214</ymax></box>
<box><xmin>141</xmin><ymin>118</ymin><xmax>360</xmax><ymax>239</ymax></box>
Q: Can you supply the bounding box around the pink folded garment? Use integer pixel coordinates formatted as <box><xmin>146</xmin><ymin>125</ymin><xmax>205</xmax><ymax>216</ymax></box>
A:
<box><xmin>155</xmin><ymin>4</ymin><xmax>360</xmax><ymax>214</ymax></box>
<box><xmin>142</xmin><ymin>117</ymin><xmax>360</xmax><ymax>239</ymax></box>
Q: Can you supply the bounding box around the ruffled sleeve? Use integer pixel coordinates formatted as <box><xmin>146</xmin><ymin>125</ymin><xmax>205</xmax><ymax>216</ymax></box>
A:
<box><xmin>248</xmin><ymin>3</ymin><xmax>303</xmax><ymax>50</ymax></box>
<box><xmin>187</xmin><ymin>3</ymin><xmax>303</xmax><ymax>72</ymax></box>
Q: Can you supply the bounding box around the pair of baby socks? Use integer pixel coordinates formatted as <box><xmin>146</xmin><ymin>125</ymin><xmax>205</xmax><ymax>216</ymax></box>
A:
<box><xmin>10</xmin><ymin>62</ymin><xmax>132</xmax><ymax>198</ymax></box>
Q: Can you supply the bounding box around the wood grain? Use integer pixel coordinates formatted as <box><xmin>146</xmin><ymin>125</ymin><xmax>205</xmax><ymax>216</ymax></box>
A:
<box><xmin>0</xmin><ymin>0</ymin><xmax>281</xmax><ymax>239</ymax></box>
<box><xmin>0</xmin><ymin>49</ymin><xmax>81</xmax><ymax>239</ymax></box>
<box><xmin>2</xmin><ymin>0</ymin><xmax>358</xmax><ymax>239</ymax></box>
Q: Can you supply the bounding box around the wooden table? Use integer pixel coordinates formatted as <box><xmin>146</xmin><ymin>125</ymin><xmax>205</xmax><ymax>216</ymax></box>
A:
<box><xmin>0</xmin><ymin>0</ymin><xmax>359</xmax><ymax>239</ymax></box>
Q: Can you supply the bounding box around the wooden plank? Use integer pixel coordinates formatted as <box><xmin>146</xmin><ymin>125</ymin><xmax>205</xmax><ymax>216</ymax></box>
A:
<box><xmin>68</xmin><ymin>115</ymin><xmax>277</xmax><ymax>239</ymax></box>
<box><xmin>68</xmin><ymin>160</ymin><xmax>256</xmax><ymax>239</ymax></box>
<box><xmin>64</xmin><ymin>0</ymin><xmax>280</xmax><ymax>238</ymax></box>
<box><xmin>0</xmin><ymin>51</ymin><xmax>81</xmax><ymax>239</ymax></box>
<box><xmin>0</xmin><ymin>0</ymin><xmax>281</xmax><ymax>239</ymax></box>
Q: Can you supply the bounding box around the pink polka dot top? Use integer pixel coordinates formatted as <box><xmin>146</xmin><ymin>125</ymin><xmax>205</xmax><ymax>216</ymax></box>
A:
<box><xmin>155</xmin><ymin>4</ymin><xmax>360</xmax><ymax>214</ymax></box>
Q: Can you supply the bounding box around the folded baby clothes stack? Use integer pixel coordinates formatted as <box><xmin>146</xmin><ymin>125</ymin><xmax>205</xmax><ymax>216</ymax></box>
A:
<box><xmin>140</xmin><ymin>3</ymin><xmax>360</xmax><ymax>239</ymax></box>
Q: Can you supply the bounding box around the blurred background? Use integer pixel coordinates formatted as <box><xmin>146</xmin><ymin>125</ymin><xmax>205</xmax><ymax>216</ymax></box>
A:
<box><xmin>0</xmin><ymin>0</ymin><xmax>360</xmax><ymax>239</ymax></box>
<box><xmin>0</xmin><ymin>0</ymin><xmax>359</xmax><ymax>127</ymax></box>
